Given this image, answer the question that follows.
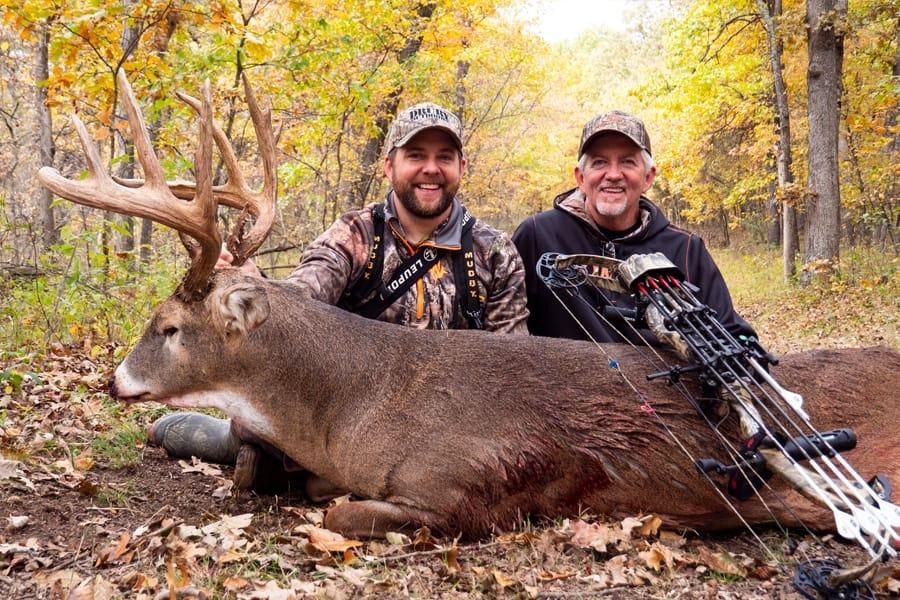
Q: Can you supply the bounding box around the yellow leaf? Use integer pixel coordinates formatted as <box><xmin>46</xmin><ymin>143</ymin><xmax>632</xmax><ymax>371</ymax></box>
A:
<box><xmin>492</xmin><ymin>569</ymin><xmax>515</xmax><ymax>588</ymax></box>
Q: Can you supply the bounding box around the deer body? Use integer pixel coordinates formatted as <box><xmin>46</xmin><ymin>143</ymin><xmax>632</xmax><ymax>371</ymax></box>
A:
<box><xmin>111</xmin><ymin>270</ymin><xmax>900</xmax><ymax>538</ymax></box>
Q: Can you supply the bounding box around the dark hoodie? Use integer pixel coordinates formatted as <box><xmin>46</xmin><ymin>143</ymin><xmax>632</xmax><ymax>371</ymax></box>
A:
<box><xmin>512</xmin><ymin>189</ymin><xmax>756</xmax><ymax>345</ymax></box>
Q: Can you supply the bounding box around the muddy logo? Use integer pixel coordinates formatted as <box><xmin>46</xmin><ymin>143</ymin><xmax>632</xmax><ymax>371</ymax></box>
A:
<box><xmin>423</xmin><ymin>248</ymin><xmax>437</xmax><ymax>262</ymax></box>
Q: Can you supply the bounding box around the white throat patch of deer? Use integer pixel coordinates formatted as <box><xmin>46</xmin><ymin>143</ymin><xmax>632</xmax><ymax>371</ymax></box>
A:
<box><xmin>39</xmin><ymin>73</ymin><xmax>900</xmax><ymax>568</ymax></box>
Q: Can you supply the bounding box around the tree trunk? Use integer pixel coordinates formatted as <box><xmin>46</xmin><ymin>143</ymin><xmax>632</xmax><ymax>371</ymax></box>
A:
<box><xmin>802</xmin><ymin>0</ymin><xmax>846</xmax><ymax>284</ymax></box>
<box><xmin>756</xmin><ymin>0</ymin><xmax>797</xmax><ymax>279</ymax></box>
<box><xmin>766</xmin><ymin>172</ymin><xmax>780</xmax><ymax>246</ymax></box>
<box><xmin>114</xmin><ymin>0</ymin><xmax>140</xmax><ymax>256</ymax></box>
<box><xmin>342</xmin><ymin>3</ymin><xmax>436</xmax><ymax>211</ymax></box>
<box><xmin>34</xmin><ymin>20</ymin><xmax>58</xmax><ymax>248</ymax></box>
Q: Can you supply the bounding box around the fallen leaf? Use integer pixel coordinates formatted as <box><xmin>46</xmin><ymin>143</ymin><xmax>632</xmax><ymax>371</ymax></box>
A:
<box><xmin>695</xmin><ymin>546</ymin><xmax>747</xmax><ymax>577</ymax></box>
<box><xmin>34</xmin><ymin>568</ymin><xmax>84</xmax><ymax>592</ymax></box>
<box><xmin>537</xmin><ymin>568</ymin><xmax>575</xmax><ymax>581</ymax></box>
<box><xmin>179</xmin><ymin>458</ymin><xmax>224</xmax><ymax>477</ymax></box>
<box><xmin>0</xmin><ymin>459</ymin><xmax>22</xmax><ymax>478</ymax></box>
<box><xmin>411</xmin><ymin>526</ymin><xmax>439</xmax><ymax>550</ymax></box>
<box><xmin>445</xmin><ymin>544</ymin><xmax>460</xmax><ymax>574</ymax></box>
<box><xmin>68</xmin><ymin>574</ymin><xmax>117</xmax><ymax>600</ymax></box>
<box><xmin>638</xmin><ymin>514</ymin><xmax>663</xmax><ymax>537</ymax></box>
<box><xmin>296</xmin><ymin>524</ymin><xmax>363</xmax><ymax>553</ymax></box>
<box><xmin>620</xmin><ymin>516</ymin><xmax>643</xmax><ymax>537</ymax></box>
<box><xmin>239</xmin><ymin>579</ymin><xmax>295</xmax><ymax>600</ymax></box>
<box><xmin>492</xmin><ymin>569</ymin><xmax>516</xmax><ymax>588</ymax></box>
<box><xmin>212</xmin><ymin>478</ymin><xmax>234</xmax><ymax>499</ymax></box>
<box><xmin>224</xmin><ymin>576</ymin><xmax>250</xmax><ymax>592</ymax></box>
<box><xmin>638</xmin><ymin>542</ymin><xmax>674</xmax><ymax>572</ymax></box>
<box><xmin>385</xmin><ymin>531</ymin><xmax>411</xmax><ymax>546</ymax></box>
<box><xmin>7</xmin><ymin>515</ymin><xmax>29</xmax><ymax>530</ymax></box>
<box><xmin>570</xmin><ymin>519</ymin><xmax>627</xmax><ymax>552</ymax></box>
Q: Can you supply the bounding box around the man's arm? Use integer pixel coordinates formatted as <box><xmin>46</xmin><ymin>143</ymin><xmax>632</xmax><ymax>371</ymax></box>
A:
<box><xmin>284</xmin><ymin>210</ymin><xmax>375</xmax><ymax>304</ymax></box>
<box><xmin>481</xmin><ymin>232</ymin><xmax>530</xmax><ymax>334</ymax></box>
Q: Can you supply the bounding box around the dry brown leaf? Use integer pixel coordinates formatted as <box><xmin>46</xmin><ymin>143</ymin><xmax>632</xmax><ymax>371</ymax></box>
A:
<box><xmin>73</xmin><ymin>448</ymin><xmax>94</xmax><ymax>471</ymax></box>
<box><xmin>444</xmin><ymin>544</ymin><xmax>461</xmax><ymax>574</ymax></box>
<box><xmin>224</xmin><ymin>576</ymin><xmax>250</xmax><ymax>592</ymax></box>
<box><xmin>620</xmin><ymin>516</ymin><xmax>643</xmax><ymax>537</ymax></box>
<box><xmin>537</xmin><ymin>568</ymin><xmax>575</xmax><ymax>581</ymax></box>
<box><xmin>34</xmin><ymin>568</ymin><xmax>84</xmax><ymax>592</ymax></box>
<box><xmin>695</xmin><ymin>546</ymin><xmax>747</xmax><ymax>577</ymax></box>
<box><xmin>68</xmin><ymin>574</ymin><xmax>117</xmax><ymax>600</ymax></box>
<box><xmin>179</xmin><ymin>458</ymin><xmax>224</xmax><ymax>477</ymax></box>
<box><xmin>570</xmin><ymin>519</ymin><xmax>627</xmax><ymax>552</ymax></box>
<box><xmin>638</xmin><ymin>542</ymin><xmax>674</xmax><ymax>572</ymax></box>
<box><xmin>638</xmin><ymin>514</ymin><xmax>663</xmax><ymax>537</ymax></box>
<box><xmin>297</xmin><ymin>524</ymin><xmax>363</xmax><ymax>553</ymax></box>
<box><xmin>217</xmin><ymin>549</ymin><xmax>247</xmax><ymax>564</ymax></box>
<box><xmin>605</xmin><ymin>554</ymin><xmax>633</xmax><ymax>586</ymax></box>
<box><xmin>7</xmin><ymin>515</ymin><xmax>29</xmax><ymax>530</ymax></box>
<box><xmin>384</xmin><ymin>531</ymin><xmax>410</xmax><ymax>546</ymax></box>
<box><xmin>412</xmin><ymin>526</ymin><xmax>439</xmax><ymax>550</ymax></box>
<box><xmin>239</xmin><ymin>579</ymin><xmax>297</xmax><ymax>600</ymax></box>
<box><xmin>93</xmin><ymin>531</ymin><xmax>131</xmax><ymax>567</ymax></box>
<box><xmin>658</xmin><ymin>530</ymin><xmax>686</xmax><ymax>546</ymax></box>
<box><xmin>492</xmin><ymin>569</ymin><xmax>516</xmax><ymax>588</ymax></box>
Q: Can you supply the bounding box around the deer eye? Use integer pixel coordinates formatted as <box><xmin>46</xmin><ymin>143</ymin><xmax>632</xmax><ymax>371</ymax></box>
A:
<box><xmin>163</xmin><ymin>326</ymin><xmax>179</xmax><ymax>338</ymax></box>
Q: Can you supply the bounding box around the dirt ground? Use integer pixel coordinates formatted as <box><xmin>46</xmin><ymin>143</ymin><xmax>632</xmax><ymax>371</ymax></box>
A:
<box><xmin>1</xmin><ymin>346</ymin><xmax>898</xmax><ymax>599</ymax></box>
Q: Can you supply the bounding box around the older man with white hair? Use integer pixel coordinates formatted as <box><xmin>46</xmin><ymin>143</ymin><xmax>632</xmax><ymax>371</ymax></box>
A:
<box><xmin>513</xmin><ymin>110</ymin><xmax>755</xmax><ymax>345</ymax></box>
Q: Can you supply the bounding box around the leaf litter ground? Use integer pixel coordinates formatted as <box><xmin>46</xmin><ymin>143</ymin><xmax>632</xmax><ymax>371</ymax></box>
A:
<box><xmin>2</xmin><ymin>299</ymin><xmax>898</xmax><ymax>599</ymax></box>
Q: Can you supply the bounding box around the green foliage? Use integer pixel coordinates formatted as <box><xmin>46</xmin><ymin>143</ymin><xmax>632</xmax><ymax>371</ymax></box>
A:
<box><xmin>90</xmin><ymin>419</ymin><xmax>145</xmax><ymax>470</ymax></box>
<box><xmin>1</xmin><ymin>226</ymin><xmax>180</xmax><ymax>357</ymax></box>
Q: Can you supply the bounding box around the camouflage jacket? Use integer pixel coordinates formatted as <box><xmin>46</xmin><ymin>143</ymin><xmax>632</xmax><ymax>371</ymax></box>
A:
<box><xmin>286</xmin><ymin>194</ymin><xmax>529</xmax><ymax>333</ymax></box>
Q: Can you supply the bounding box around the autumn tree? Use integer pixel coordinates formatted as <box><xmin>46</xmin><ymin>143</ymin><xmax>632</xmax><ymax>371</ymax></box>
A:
<box><xmin>802</xmin><ymin>0</ymin><xmax>847</xmax><ymax>283</ymax></box>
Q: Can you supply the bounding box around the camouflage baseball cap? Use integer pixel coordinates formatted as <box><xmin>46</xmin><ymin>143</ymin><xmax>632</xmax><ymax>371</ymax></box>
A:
<box><xmin>578</xmin><ymin>110</ymin><xmax>652</xmax><ymax>157</ymax></box>
<box><xmin>385</xmin><ymin>102</ymin><xmax>463</xmax><ymax>155</ymax></box>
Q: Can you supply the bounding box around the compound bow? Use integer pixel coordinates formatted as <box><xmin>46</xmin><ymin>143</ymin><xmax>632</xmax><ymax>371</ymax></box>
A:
<box><xmin>537</xmin><ymin>251</ymin><xmax>899</xmax><ymax>600</ymax></box>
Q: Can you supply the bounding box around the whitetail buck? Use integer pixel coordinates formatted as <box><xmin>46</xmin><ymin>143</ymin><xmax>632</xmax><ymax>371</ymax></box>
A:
<box><xmin>39</xmin><ymin>72</ymin><xmax>900</xmax><ymax>542</ymax></box>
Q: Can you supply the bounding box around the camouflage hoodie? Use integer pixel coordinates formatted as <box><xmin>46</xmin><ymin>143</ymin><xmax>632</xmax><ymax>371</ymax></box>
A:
<box><xmin>286</xmin><ymin>193</ymin><xmax>529</xmax><ymax>333</ymax></box>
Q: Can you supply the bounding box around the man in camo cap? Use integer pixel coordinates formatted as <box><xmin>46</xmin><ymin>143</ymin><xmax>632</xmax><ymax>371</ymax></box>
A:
<box><xmin>149</xmin><ymin>101</ymin><xmax>530</xmax><ymax>492</ymax></box>
<box><xmin>513</xmin><ymin>110</ymin><xmax>755</xmax><ymax>345</ymax></box>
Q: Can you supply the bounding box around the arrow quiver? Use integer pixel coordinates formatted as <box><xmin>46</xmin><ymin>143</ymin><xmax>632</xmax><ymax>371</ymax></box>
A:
<box><xmin>538</xmin><ymin>252</ymin><xmax>899</xmax><ymax>597</ymax></box>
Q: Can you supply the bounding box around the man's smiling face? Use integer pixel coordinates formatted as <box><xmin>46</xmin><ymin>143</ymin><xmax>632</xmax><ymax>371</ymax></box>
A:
<box><xmin>385</xmin><ymin>129</ymin><xmax>466</xmax><ymax>220</ymax></box>
<box><xmin>575</xmin><ymin>132</ymin><xmax>655</xmax><ymax>231</ymax></box>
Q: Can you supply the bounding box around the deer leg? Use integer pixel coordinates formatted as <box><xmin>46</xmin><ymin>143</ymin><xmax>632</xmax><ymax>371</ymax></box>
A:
<box><xmin>305</xmin><ymin>475</ymin><xmax>348</xmax><ymax>503</ymax></box>
<box><xmin>324</xmin><ymin>500</ymin><xmax>440</xmax><ymax>539</ymax></box>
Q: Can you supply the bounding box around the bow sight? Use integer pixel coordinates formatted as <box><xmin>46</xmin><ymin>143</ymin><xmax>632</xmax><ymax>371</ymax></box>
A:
<box><xmin>537</xmin><ymin>251</ymin><xmax>899</xmax><ymax>600</ymax></box>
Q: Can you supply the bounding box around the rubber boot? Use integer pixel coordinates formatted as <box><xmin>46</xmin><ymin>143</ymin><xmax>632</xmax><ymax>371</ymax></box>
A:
<box><xmin>148</xmin><ymin>412</ymin><xmax>241</xmax><ymax>465</ymax></box>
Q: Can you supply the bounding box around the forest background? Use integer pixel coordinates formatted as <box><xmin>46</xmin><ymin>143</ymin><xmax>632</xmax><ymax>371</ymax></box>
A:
<box><xmin>0</xmin><ymin>0</ymin><xmax>897</xmax><ymax>353</ymax></box>
<box><xmin>0</xmin><ymin>1</ymin><xmax>898</xmax><ymax>597</ymax></box>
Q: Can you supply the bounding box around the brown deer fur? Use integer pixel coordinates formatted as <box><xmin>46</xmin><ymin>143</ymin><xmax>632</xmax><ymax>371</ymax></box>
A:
<box><xmin>110</xmin><ymin>270</ymin><xmax>900</xmax><ymax>539</ymax></box>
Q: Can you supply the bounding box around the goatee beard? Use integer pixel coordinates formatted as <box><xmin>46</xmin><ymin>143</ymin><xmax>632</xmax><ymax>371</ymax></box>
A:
<box><xmin>394</xmin><ymin>183</ymin><xmax>455</xmax><ymax>219</ymax></box>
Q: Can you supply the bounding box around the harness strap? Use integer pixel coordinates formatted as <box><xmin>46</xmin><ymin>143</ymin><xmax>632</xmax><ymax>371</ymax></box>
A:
<box><xmin>340</xmin><ymin>201</ymin><xmax>485</xmax><ymax>328</ymax></box>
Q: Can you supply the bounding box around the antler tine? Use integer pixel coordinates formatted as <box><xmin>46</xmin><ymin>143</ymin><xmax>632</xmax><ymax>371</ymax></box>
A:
<box><xmin>172</xmin><ymin>74</ymin><xmax>277</xmax><ymax>266</ymax></box>
<box><xmin>177</xmin><ymin>79</ymin><xmax>220</xmax><ymax>298</ymax></box>
<box><xmin>37</xmin><ymin>70</ymin><xmax>222</xmax><ymax>301</ymax></box>
<box><xmin>238</xmin><ymin>72</ymin><xmax>278</xmax><ymax>263</ymax></box>
<box><xmin>116</xmin><ymin>70</ymin><xmax>168</xmax><ymax>189</ymax></box>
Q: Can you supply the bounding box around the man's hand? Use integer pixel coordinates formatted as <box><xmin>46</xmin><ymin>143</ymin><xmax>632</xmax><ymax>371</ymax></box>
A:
<box><xmin>216</xmin><ymin>243</ymin><xmax>262</xmax><ymax>277</ymax></box>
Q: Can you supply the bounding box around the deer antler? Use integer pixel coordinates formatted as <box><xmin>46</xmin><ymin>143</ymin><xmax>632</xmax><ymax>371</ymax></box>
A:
<box><xmin>112</xmin><ymin>74</ymin><xmax>277</xmax><ymax>268</ymax></box>
<box><xmin>172</xmin><ymin>74</ymin><xmax>277</xmax><ymax>267</ymax></box>
<box><xmin>37</xmin><ymin>71</ymin><xmax>277</xmax><ymax>300</ymax></box>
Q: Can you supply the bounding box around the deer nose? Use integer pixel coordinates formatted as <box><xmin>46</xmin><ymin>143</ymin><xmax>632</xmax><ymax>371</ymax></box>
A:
<box><xmin>107</xmin><ymin>377</ymin><xmax>119</xmax><ymax>399</ymax></box>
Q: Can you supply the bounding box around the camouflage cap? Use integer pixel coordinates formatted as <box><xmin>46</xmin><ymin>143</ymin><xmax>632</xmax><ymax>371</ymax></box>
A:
<box><xmin>385</xmin><ymin>102</ymin><xmax>463</xmax><ymax>155</ymax></box>
<box><xmin>578</xmin><ymin>110</ymin><xmax>652</xmax><ymax>157</ymax></box>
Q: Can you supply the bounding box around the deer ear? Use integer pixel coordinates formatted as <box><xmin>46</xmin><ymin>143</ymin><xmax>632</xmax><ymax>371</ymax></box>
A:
<box><xmin>211</xmin><ymin>282</ymin><xmax>271</xmax><ymax>339</ymax></box>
